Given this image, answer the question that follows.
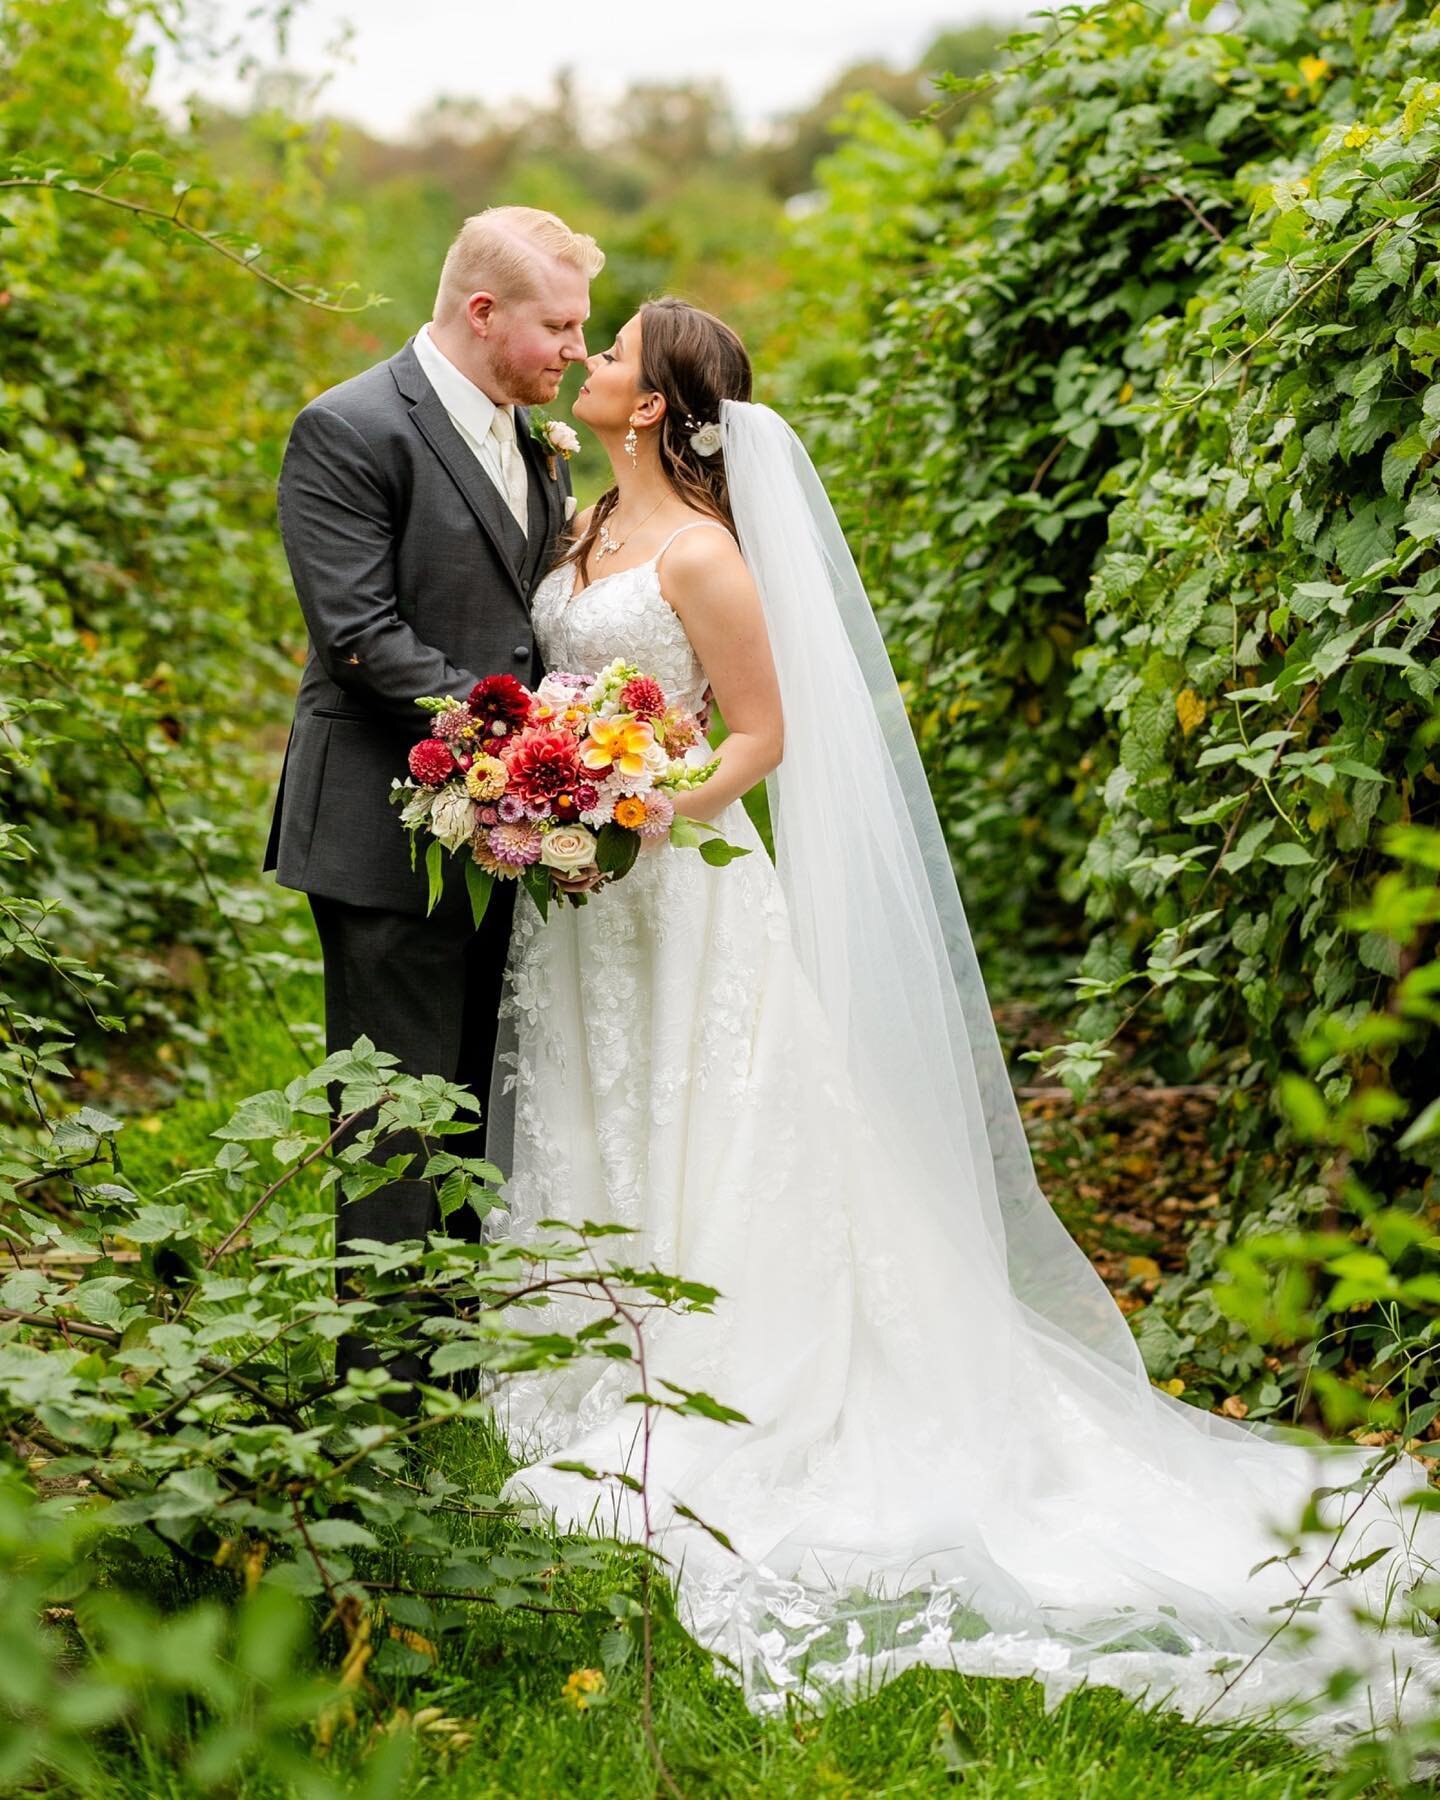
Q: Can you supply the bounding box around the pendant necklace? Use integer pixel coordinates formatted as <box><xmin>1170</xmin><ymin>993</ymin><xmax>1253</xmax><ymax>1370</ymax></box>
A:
<box><xmin>596</xmin><ymin>495</ymin><xmax>666</xmax><ymax>561</ymax></box>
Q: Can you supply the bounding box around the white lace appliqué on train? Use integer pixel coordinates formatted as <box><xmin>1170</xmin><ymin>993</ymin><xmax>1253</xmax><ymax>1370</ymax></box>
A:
<box><xmin>483</xmin><ymin>535</ymin><xmax>1440</xmax><ymax>1754</ymax></box>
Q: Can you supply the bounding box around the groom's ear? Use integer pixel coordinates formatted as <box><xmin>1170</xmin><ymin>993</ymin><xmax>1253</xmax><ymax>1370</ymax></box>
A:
<box><xmin>465</xmin><ymin>290</ymin><xmax>499</xmax><ymax>337</ymax></box>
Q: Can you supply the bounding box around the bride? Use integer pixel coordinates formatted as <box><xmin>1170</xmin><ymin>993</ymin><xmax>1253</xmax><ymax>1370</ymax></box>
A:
<box><xmin>478</xmin><ymin>295</ymin><xmax>1440</xmax><ymax>1748</ymax></box>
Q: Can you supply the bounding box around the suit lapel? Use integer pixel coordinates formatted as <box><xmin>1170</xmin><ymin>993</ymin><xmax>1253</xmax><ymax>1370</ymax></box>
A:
<box><xmin>391</xmin><ymin>338</ymin><xmax>531</xmax><ymax>603</ymax></box>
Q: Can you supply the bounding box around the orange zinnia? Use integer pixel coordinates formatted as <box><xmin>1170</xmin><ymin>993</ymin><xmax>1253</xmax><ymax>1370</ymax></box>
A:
<box><xmin>614</xmin><ymin>796</ymin><xmax>647</xmax><ymax>829</ymax></box>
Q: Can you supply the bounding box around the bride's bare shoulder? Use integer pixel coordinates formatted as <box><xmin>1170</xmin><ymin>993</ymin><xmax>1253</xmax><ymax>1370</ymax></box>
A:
<box><xmin>658</xmin><ymin>515</ymin><xmax>754</xmax><ymax>618</ymax></box>
<box><xmin>659</xmin><ymin>515</ymin><xmax>745</xmax><ymax>579</ymax></box>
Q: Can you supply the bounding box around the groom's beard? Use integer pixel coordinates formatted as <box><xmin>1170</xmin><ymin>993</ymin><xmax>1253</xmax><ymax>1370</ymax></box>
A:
<box><xmin>491</xmin><ymin>346</ymin><xmax>563</xmax><ymax>408</ymax></box>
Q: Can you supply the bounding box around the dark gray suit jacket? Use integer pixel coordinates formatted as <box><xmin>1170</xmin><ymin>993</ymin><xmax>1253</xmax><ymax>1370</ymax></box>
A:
<box><xmin>262</xmin><ymin>334</ymin><xmax>570</xmax><ymax>912</ymax></box>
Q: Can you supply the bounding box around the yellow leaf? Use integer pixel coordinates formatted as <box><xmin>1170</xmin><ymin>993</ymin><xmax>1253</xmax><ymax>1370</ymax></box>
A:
<box><xmin>1118</xmin><ymin>379</ymin><xmax>1134</xmax><ymax>405</ymax></box>
<box><xmin>1220</xmin><ymin>1394</ymin><xmax>1249</xmax><ymax>1419</ymax></box>
<box><xmin>388</xmin><ymin>1624</ymin><xmax>438</xmax><ymax>1659</ymax></box>
<box><xmin>1126</xmin><ymin>1255</ymin><xmax>1162</xmax><ymax>1280</ymax></box>
<box><xmin>1175</xmin><ymin>688</ymin><xmax>1207</xmax><ymax>736</ymax></box>
<box><xmin>242</xmin><ymin>1541</ymin><xmax>268</xmax><ymax>1594</ymax></box>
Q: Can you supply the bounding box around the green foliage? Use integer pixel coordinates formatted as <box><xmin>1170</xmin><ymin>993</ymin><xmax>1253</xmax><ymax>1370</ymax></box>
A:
<box><xmin>785</xmin><ymin>0</ymin><xmax>1440</xmax><ymax>1376</ymax></box>
<box><xmin>0</xmin><ymin>0</ymin><xmax>368</xmax><ymax>1093</ymax></box>
<box><xmin>1</xmin><ymin>1005</ymin><xmax>739</xmax><ymax>1788</ymax></box>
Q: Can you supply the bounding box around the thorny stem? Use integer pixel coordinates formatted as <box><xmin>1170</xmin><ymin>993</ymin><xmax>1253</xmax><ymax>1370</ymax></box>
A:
<box><xmin>0</xmin><ymin>178</ymin><xmax>377</xmax><ymax>313</ymax></box>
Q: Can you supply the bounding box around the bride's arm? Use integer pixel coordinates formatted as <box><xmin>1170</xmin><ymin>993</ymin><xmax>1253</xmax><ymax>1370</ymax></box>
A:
<box><xmin>658</xmin><ymin>526</ymin><xmax>783</xmax><ymax>822</ymax></box>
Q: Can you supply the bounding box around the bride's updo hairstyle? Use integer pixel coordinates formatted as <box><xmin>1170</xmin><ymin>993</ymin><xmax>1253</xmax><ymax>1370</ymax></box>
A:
<box><xmin>561</xmin><ymin>295</ymin><xmax>753</xmax><ymax>584</ymax></box>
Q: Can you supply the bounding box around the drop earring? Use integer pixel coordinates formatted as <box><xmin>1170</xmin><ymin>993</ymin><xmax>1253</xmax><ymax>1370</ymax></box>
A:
<box><xmin>624</xmin><ymin>418</ymin><xmax>638</xmax><ymax>466</ymax></box>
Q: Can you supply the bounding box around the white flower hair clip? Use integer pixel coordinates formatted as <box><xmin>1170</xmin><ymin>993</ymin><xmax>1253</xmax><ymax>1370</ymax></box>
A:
<box><xmin>684</xmin><ymin>412</ymin><xmax>723</xmax><ymax>457</ymax></box>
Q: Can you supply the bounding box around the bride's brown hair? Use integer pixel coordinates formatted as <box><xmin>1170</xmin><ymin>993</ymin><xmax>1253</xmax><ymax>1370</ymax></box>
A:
<box><xmin>557</xmin><ymin>296</ymin><xmax>753</xmax><ymax>585</ymax></box>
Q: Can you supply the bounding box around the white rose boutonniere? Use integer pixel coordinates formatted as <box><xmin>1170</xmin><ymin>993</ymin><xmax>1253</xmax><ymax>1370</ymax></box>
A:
<box><xmin>530</xmin><ymin>410</ymin><xmax>581</xmax><ymax>478</ymax></box>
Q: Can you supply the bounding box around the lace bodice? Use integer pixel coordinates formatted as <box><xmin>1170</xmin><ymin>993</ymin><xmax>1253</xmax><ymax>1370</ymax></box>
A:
<box><xmin>529</xmin><ymin>522</ymin><xmax>727</xmax><ymax>708</ymax></box>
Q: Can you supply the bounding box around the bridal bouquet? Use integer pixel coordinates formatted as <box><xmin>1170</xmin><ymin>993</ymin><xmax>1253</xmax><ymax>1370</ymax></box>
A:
<box><xmin>390</xmin><ymin>664</ymin><xmax>748</xmax><ymax>924</ymax></box>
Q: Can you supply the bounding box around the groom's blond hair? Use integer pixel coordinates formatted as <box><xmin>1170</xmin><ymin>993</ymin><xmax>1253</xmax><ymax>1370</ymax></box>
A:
<box><xmin>433</xmin><ymin>206</ymin><xmax>604</xmax><ymax>320</ymax></box>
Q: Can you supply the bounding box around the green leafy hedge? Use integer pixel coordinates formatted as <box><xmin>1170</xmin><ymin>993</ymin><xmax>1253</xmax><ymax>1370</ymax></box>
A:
<box><xmin>783</xmin><ymin>0</ymin><xmax>1440</xmax><ymax>1393</ymax></box>
<box><xmin>0</xmin><ymin>0</ymin><xmax>367</xmax><ymax>1091</ymax></box>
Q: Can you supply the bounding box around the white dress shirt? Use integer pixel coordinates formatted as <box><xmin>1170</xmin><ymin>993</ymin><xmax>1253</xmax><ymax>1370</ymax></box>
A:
<box><xmin>412</xmin><ymin>322</ymin><xmax>528</xmax><ymax>534</ymax></box>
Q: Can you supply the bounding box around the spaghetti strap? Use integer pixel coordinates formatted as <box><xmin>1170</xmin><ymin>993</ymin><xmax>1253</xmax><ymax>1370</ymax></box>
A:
<box><xmin>653</xmin><ymin>519</ymin><xmax>733</xmax><ymax>564</ymax></box>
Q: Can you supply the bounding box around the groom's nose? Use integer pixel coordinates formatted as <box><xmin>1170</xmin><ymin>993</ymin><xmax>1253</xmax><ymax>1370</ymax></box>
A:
<box><xmin>561</xmin><ymin>328</ymin><xmax>587</xmax><ymax>362</ymax></box>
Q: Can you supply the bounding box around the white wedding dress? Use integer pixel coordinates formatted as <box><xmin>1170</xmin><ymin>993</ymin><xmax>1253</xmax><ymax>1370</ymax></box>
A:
<box><xmin>484</xmin><ymin>516</ymin><xmax>1440</xmax><ymax>1753</ymax></box>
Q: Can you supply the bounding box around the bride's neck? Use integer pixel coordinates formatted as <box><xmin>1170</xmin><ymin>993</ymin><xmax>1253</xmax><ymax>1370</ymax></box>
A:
<box><xmin>608</xmin><ymin>456</ymin><xmax>673</xmax><ymax>518</ymax></box>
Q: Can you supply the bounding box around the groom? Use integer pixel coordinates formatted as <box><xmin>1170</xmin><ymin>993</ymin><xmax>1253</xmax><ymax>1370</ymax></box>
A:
<box><xmin>262</xmin><ymin>205</ymin><xmax>602</xmax><ymax>1398</ymax></box>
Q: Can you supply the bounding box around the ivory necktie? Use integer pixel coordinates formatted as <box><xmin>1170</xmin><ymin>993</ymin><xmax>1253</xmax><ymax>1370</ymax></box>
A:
<box><xmin>487</xmin><ymin>406</ymin><xmax>529</xmax><ymax>533</ymax></box>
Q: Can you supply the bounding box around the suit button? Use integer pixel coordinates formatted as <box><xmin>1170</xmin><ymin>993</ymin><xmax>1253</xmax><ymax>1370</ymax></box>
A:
<box><xmin>512</xmin><ymin>644</ymin><xmax>529</xmax><ymax>661</ymax></box>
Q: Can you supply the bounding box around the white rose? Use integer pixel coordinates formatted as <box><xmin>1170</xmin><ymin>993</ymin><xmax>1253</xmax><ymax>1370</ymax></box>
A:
<box><xmin>546</xmin><ymin>420</ymin><xmax>582</xmax><ymax>457</ymax></box>
<box><xmin>429</xmin><ymin>788</ymin><xmax>477</xmax><ymax>850</ymax></box>
<box><xmin>689</xmin><ymin>422</ymin><xmax>723</xmax><ymax>457</ymax></box>
<box><xmin>538</xmin><ymin>824</ymin><xmax>598</xmax><ymax>875</ymax></box>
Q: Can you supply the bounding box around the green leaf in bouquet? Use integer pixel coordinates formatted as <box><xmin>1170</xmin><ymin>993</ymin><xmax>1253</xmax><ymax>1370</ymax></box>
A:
<box><xmin>698</xmin><ymin>836</ymin><xmax>751</xmax><ymax>867</ymax></box>
<box><xmin>667</xmin><ymin>815</ymin><xmax>705</xmax><ymax>849</ymax></box>
<box><xmin>595</xmin><ymin>821</ymin><xmax>640</xmax><ymax>880</ymax></box>
<box><xmin>521</xmin><ymin>865</ymin><xmax>551</xmax><ymax>920</ymax></box>
<box><xmin>425</xmin><ymin>839</ymin><xmax>444</xmax><ymax>916</ymax></box>
<box><xmin>464</xmin><ymin>858</ymin><xmax>493</xmax><ymax>928</ymax></box>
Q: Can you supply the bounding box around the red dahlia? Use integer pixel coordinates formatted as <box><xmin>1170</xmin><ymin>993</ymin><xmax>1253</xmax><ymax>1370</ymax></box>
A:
<box><xmin>468</xmin><ymin>674</ymin><xmax>532</xmax><ymax>737</ymax></box>
<box><xmin>618</xmin><ymin>675</ymin><xmax>666</xmax><ymax>721</ymax></box>
<box><xmin>501</xmin><ymin>725</ymin><xmax>582</xmax><ymax>809</ymax></box>
<box><xmin>408</xmin><ymin>738</ymin><xmax>458</xmax><ymax>786</ymax></box>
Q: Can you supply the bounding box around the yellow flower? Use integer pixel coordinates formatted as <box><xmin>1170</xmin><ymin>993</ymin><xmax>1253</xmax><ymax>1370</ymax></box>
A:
<box><xmin>581</xmin><ymin>714</ymin><xmax>654</xmax><ymax>778</ymax></box>
<box><xmin>464</xmin><ymin>754</ymin><xmax>508</xmax><ymax>801</ymax></box>
<box><xmin>1298</xmin><ymin>54</ymin><xmax>1329</xmax><ymax>84</ymax></box>
<box><xmin>613</xmin><ymin>796</ymin><xmax>647</xmax><ymax>830</ymax></box>
<box><xmin>1343</xmin><ymin>122</ymin><xmax>1373</xmax><ymax>149</ymax></box>
<box><xmin>561</xmin><ymin>1668</ymin><xmax>606</xmax><ymax>1710</ymax></box>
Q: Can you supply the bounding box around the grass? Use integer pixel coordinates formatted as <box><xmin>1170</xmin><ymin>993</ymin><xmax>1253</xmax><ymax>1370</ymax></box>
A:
<box><xmin>71</xmin><ymin>899</ymin><xmax>1364</xmax><ymax>1798</ymax></box>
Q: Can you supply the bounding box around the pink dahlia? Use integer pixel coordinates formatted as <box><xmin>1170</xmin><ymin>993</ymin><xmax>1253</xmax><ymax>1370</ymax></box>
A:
<box><xmin>477</xmin><ymin>804</ymin><xmax>500</xmax><ymax>826</ymax></box>
<box><xmin>497</xmin><ymin>793</ymin><xmax>527</xmax><ymax>823</ymax></box>
<box><xmin>472</xmin><ymin>835</ymin><xmax>519</xmax><ymax>880</ymax></box>
<box><xmin>637</xmin><ymin>791</ymin><xmax>675</xmax><ymax>840</ymax></box>
<box><xmin>408</xmin><ymin>738</ymin><xmax>457</xmax><ymax>786</ymax></box>
<box><xmin>619</xmin><ymin>675</ymin><xmax>666</xmax><ymax>721</ymax></box>
<box><xmin>487</xmin><ymin>821</ymin><xmax>543</xmax><ymax>868</ymax></box>
<box><xmin>502</xmin><ymin>724</ymin><xmax>583</xmax><ymax>810</ymax></box>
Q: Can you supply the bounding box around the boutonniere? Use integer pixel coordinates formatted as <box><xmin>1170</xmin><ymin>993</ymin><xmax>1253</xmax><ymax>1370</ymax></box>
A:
<box><xmin>530</xmin><ymin>410</ymin><xmax>581</xmax><ymax>480</ymax></box>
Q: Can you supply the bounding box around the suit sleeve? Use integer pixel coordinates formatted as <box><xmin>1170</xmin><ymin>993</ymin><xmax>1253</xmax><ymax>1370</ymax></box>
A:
<box><xmin>277</xmin><ymin>401</ymin><xmax>479</xmax><ymax>733</ymax></box>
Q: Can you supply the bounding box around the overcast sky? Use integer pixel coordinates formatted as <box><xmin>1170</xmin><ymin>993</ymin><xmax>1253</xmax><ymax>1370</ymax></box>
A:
<box><xmin>147</xmin><ymin>0</ymin><xmax>1027</xmax><ymax>139</ymax></box>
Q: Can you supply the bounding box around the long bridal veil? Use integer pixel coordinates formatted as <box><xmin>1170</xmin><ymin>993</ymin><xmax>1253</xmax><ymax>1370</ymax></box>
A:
<box><xmin>699</xmin><ymin>397</ymin><xmax>1440</xmax><ymax>1745</ymax></box>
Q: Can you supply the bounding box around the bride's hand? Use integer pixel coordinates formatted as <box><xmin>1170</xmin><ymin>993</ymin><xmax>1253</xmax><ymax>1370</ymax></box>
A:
<box><xmin>552</xmin><ymin>864</ymin><xmax>607</xmax><ymax>896</ymax></box>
